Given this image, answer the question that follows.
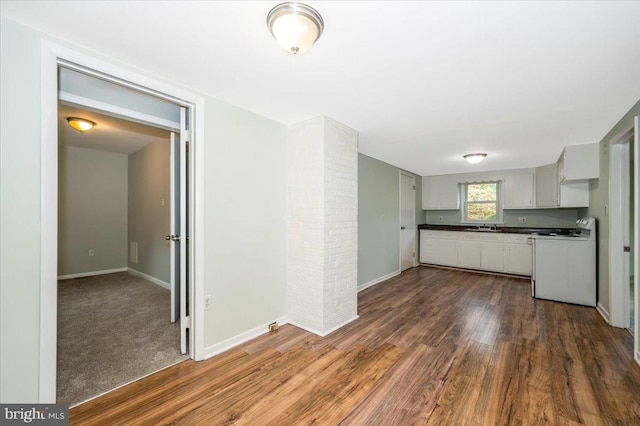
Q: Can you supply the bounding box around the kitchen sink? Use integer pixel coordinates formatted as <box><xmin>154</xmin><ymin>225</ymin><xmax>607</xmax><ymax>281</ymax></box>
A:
<box><xmin>464</xmin><ymin>228</ymin><xmax>501</xmax><ymax>232</ymax></box>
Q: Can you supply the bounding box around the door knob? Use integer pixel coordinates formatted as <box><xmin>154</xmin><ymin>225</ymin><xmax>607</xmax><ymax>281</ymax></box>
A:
<box><xmin>165</xmin><ymin>235</ymin><xmax>180</xmax><ymax>242</ymax></box>
<box><xmin>401</xmin><ymin>226</ymin><xmax>406</xmax><ymax>230</ymax></box>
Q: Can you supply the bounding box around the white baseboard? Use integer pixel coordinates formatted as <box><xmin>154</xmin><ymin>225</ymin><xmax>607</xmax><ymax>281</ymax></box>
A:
<box><xmin>128</xmin><ymin>268</ymin><xmax>170</xmax><ymax>290</ymax></box>
<box><xmin>357</xmin><ymin>270</ymin><xmax>400</xmax><ymax>293</ymax></box>
<box><xmin>596</xmin><ymin>302</ymin><xmax>611</xmax><ymax>324</ymax></box>
<box><xmin>203</xmin><ymin>316</ymin><xmax>289</xmax><ymax>360</ymax></box>
<box><xmin>57</xmin><ymin>267</ymin><xmax>127</xmax><ymax>280</ymax></box>
<box><xmin>288</xmin><ymin>315</ymin><xmax>359</xmax><ymax>337</ymax></box>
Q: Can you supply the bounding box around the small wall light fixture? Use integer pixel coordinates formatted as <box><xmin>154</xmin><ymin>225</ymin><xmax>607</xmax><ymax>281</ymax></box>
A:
<box><xmin>267</xmin><ymin>2</ymin><xmax>324</xmax><ymax>55</ymax></box>
<box><xmin>67</xmin><ymin>117</ymin><xmax>96</xmax><ymax>132</ymax></box>
<box><xmin>463</xmin><ymin>153</ymin><xmax>487</xmax><ymax>164</ymax></box>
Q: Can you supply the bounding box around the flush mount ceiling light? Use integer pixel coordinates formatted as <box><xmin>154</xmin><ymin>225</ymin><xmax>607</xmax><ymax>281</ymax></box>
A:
<box><xmin>66</xmin><ymin>117</ymin><xmax>96</xmax><ymax>132</ymax></box>
<box><xmin>463</xmin><ymin>153</ymin><xmax>487</xmax><ymax>164</ymax></box>
<box><xmin>267</xmin><ymin>2</ymin><xmax>324</xmax><ymax>55</ymax></box>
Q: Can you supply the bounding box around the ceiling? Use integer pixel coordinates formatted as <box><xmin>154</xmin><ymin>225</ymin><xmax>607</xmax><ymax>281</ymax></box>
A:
<box><xmin>59</xmin><ymin>103</ymin><xmax>169</xmax><ymax>155</ymax></box>
<box><xmin>3</xmin><ymin>1</ymin><xmax>640</xmax><ymax>175</ymax></box>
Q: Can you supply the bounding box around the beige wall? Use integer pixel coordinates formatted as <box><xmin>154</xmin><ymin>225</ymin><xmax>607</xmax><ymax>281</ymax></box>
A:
<box><xmin>586</xmin><ymin>99</ymin><xmax>640</xmax><ymax>313</ymax></box>
<box><xmin>128</xmin><ymin>139</ymin><xmax>170</xmax><ymax>283</ymax></box>
<box><xmin>58</xmin><ymin>146</ymin><xmax>128</xmax><ymax>276</ymax></box>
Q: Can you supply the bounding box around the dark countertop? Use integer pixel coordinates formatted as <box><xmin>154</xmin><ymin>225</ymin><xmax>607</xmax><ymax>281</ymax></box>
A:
<box><xmin>418</xmin><ymin>224</ymin><xmax>576</xmax><ymax>236</ymax></box>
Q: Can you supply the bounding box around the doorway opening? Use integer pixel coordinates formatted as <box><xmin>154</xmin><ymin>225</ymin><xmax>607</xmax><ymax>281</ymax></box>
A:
<box><xmin>40</xmin><ymin>41</ymin><xmax>204</xmax><ymax>403</ymax></box>
<box><xmin>56</xmin><ymin>95</ymin><xmax>189</xmax><ymax>404</ymax></box>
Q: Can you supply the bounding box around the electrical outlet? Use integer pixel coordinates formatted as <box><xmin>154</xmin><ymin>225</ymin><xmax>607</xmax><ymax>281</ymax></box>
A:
<box><xmin>88</xmin><ymin>249</ymin><xmax>95</xmax><ymax>256</ymax></box>
<box><xmin>518</xmin><ymin>217</ymin><xmax>527</xmax><ymax>224</ymax></box>
<box><xmin>204</xmin><ymin>295</ymin><xmax>212</xmax><ymax>310</ymax></box>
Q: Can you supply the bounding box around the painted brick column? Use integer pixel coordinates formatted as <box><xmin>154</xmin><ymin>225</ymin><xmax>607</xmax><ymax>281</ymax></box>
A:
<box><xmin>287</xmin><ymin>116</ymin><xmax>358</xmax><ymax>335</ymax></box>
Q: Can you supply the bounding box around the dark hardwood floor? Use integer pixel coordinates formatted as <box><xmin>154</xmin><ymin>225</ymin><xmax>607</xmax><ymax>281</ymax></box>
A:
<box><xmin>69</xmin><ymin>266</ymin><xmax>640</xmax><ymax>425</ymax></box>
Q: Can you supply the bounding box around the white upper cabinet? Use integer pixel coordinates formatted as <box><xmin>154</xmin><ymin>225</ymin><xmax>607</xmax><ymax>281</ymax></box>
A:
<box><xmin>558</xmin><ymin>180</ymin><xmax>590</xmax><ymax>208</ymax></box>
<box><xmin>422</xmin><ymin>175</ymin><xmax>460</xmax><ymax>210</ymax></box>
<box><xmin>438</xmin><ymin>176</ymin><xmax>460</xmax><ymax>209</ymax></box>
<box><xmin>535</xmin><ymin>162</ymin><xmax>589</xmax><ymax>208</ymax></box>
<box><xmin>503</xmin><ymin>173</ymin><xmax>534</xmax><ymax>209</ymax></box>
<box><xmin>535</xmin><ymin>163</ymin><xmax>558</xmax><ymax>208</ymax></box>
<box><xmin>558</xmin><ymin>143</ymin><xmax>599</xmax><ymax>182</ymax></box>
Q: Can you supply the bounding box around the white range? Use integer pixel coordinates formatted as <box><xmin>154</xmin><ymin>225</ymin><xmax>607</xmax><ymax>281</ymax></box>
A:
<box><xmin>531</xmin><ymin>217</ymin><xmax>597</xmax><ymax>307</ymax></box>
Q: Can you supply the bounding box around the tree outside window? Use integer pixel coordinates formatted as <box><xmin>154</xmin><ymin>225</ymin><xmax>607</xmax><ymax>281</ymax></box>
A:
<box><xmin>464</xmin><ymin>182</ymin><xmax>500</xmax><ymax>222</ymax></box>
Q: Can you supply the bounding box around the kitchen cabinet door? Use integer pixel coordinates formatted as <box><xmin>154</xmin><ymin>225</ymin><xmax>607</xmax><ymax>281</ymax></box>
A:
<box><xmin>422</xmin><ymin>176</ymin><xmax>460</xmax><ymax>210</ymax></box>
<box><xmin>439</xmin><ymin>239</ymin><xmax>458</xmax><ymax>266</ymax></box>
<box><xmin>480</xmin><ymin>242</ymin><xmax>504</xmax><ymax>272</ymax></box>
<box><xmin>535</xmin><ymin>163</ymin><xmax>559</xmax><ymax>208</ymax></box>
<box><xmin>421</xmin><ymin>177</ymin><xmax>440</xmax><ymax>210</ymax></box>
<box><xmin>559</xmin><ymin>181</ymin><xmax>589</xmax><ymax>207</ymax></box>
<box><xmin>419</xmin><ymin>230</ymin><xmax>437</xmax><ymax>263</ymax></box>
<box><xmin>458</xmin><ymin>241</ymin><xmax>481</xmax><ymax>269</ymax></box>
<box><xmin>559</xmin><ymin>143</ymin><xmax>599</xmax><ymax>181</ymax></box>
<box><xmin>504</xmin><ymin>173</ymin><xmax>534</xmax><ymax>209</ymax></box>
<box><xmin>504</xmin><ymin>243</ymin><xmax>532</xmax><ymax>275</ymax></box>
<box><xmin>438</xmin><ymin>176</ymin><xmax>460</xmax><ymax>210</ymax></box>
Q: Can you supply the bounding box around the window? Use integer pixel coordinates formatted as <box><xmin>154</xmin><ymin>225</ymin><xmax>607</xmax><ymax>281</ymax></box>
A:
<box><xmin>462</xmin><ymin>181</ymin><xmax>502</xmax><ymax>223</ymax></box>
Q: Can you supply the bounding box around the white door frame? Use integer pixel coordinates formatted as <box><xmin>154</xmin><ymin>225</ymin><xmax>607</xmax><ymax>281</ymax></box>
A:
<box><xmin>635</xmin><ymin>116</ymin><xmax>639</xmax><ymax>365</ymax></box>
<box><xmin>608</xmin><ymin>117</ymin><xmax>639</xmax><ymax>366</ymax></box>
<box><xmin>40</xmin><ymin>41</ymin><xmax>206</xmax><ymax>402</ymax></box>
<box><xmin>609</xmin><ymin>134</ymin><xmax>631</xmax><ymax>328</ymax></box>
<box><xmin>399</xmin><ymin>171</ymin><xmax>416</xmax><ymax>271</ymax></box>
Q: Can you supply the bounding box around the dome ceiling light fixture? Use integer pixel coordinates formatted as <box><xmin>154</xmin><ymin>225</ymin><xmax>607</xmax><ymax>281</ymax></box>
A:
<box><xmin>463</xmin><ymin>153</ymin><xmax>487</xmax><ymax>164</ymax></box>
<box><xmin>267</xmin><ymin>2</ymin><xmax>324</xmax><ymax>55</ymax></box>
<box><xmin>66</xmin><ymin>117</ymin><xmax>96</xmax><ymax>132</ymax></box>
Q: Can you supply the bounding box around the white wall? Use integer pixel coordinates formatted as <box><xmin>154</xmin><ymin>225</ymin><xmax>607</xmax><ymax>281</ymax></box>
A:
<box><xmin>0</xmin><ymin>16</ymin><xmax>288</xmax><ymax>402</ymax></box>
<box><xmin>58</xmin><ymin>146</ymin><xmax>128</xmax><ymax>276</ymax></box>
<box><xmin>0</xmin><ymin>17</ymin><xmax>42</xmax><ymax>402</ymax></box>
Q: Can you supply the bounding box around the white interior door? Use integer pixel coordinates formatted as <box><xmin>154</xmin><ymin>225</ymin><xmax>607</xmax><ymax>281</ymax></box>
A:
<box><xmin>169</xmin><ymin>132</ymin><xmax>178</xmax><ymax>324</ymax></box>
<box><xmin>169</xmin><ymin>108</ymin><xmax>188</xmax><ymax>354</ymax></box>
<box><xmin>400</xmin><ymin>173</ymin><xmax>416</xmax><ymax>271</ymax></box>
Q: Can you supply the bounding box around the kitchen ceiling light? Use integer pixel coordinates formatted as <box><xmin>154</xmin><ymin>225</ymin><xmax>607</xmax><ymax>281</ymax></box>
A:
<box><xmin>67</xmin><ymin>117</ymin><xmax>96</xmax><ymax>132</ymax></box>
<box><xmin>463</xmin><ymin>153</ymin><xmax>487</xmax><ymax>164</ymax></box>
<box><xmin>267</xmin><ymin>2</ymin><xmax>324</xmax><ymax>55</ymax></box>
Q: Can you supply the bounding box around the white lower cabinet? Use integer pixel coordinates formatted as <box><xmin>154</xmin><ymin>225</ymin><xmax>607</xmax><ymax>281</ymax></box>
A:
<box><xmin>439</xmin><ymin>239</ymin><xmax>459</xmax><ymax>266</ymax></box>
<box><xmin>503</xmin><ymin>234</ymin><xmax>533</xmax><ymax>275</ymax></box>
<box><xmin>420</xmin><ymin>230</ymin><xmax>459</xmax><ymax>266</ymax></box>
<box><xmin>420</xmin><ymin>230</ymin><xmax>532</xmax><ymax>276</ymax></box>
<box><xmin>480</xmin><ymin>242</ymin><xmax>504</xmax><ymax>272</ymax></box>
<box><xmin>458</xmin><ymin>241</ymin><xmax>481</xmax><ymax>269</ymax></box>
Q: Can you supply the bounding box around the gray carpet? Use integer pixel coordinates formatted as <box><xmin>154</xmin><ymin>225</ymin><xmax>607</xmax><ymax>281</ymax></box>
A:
<box><xmin>57</xmin><ymin>272</ymin><xmax>188</xmax><ymax>406</ymax></box>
